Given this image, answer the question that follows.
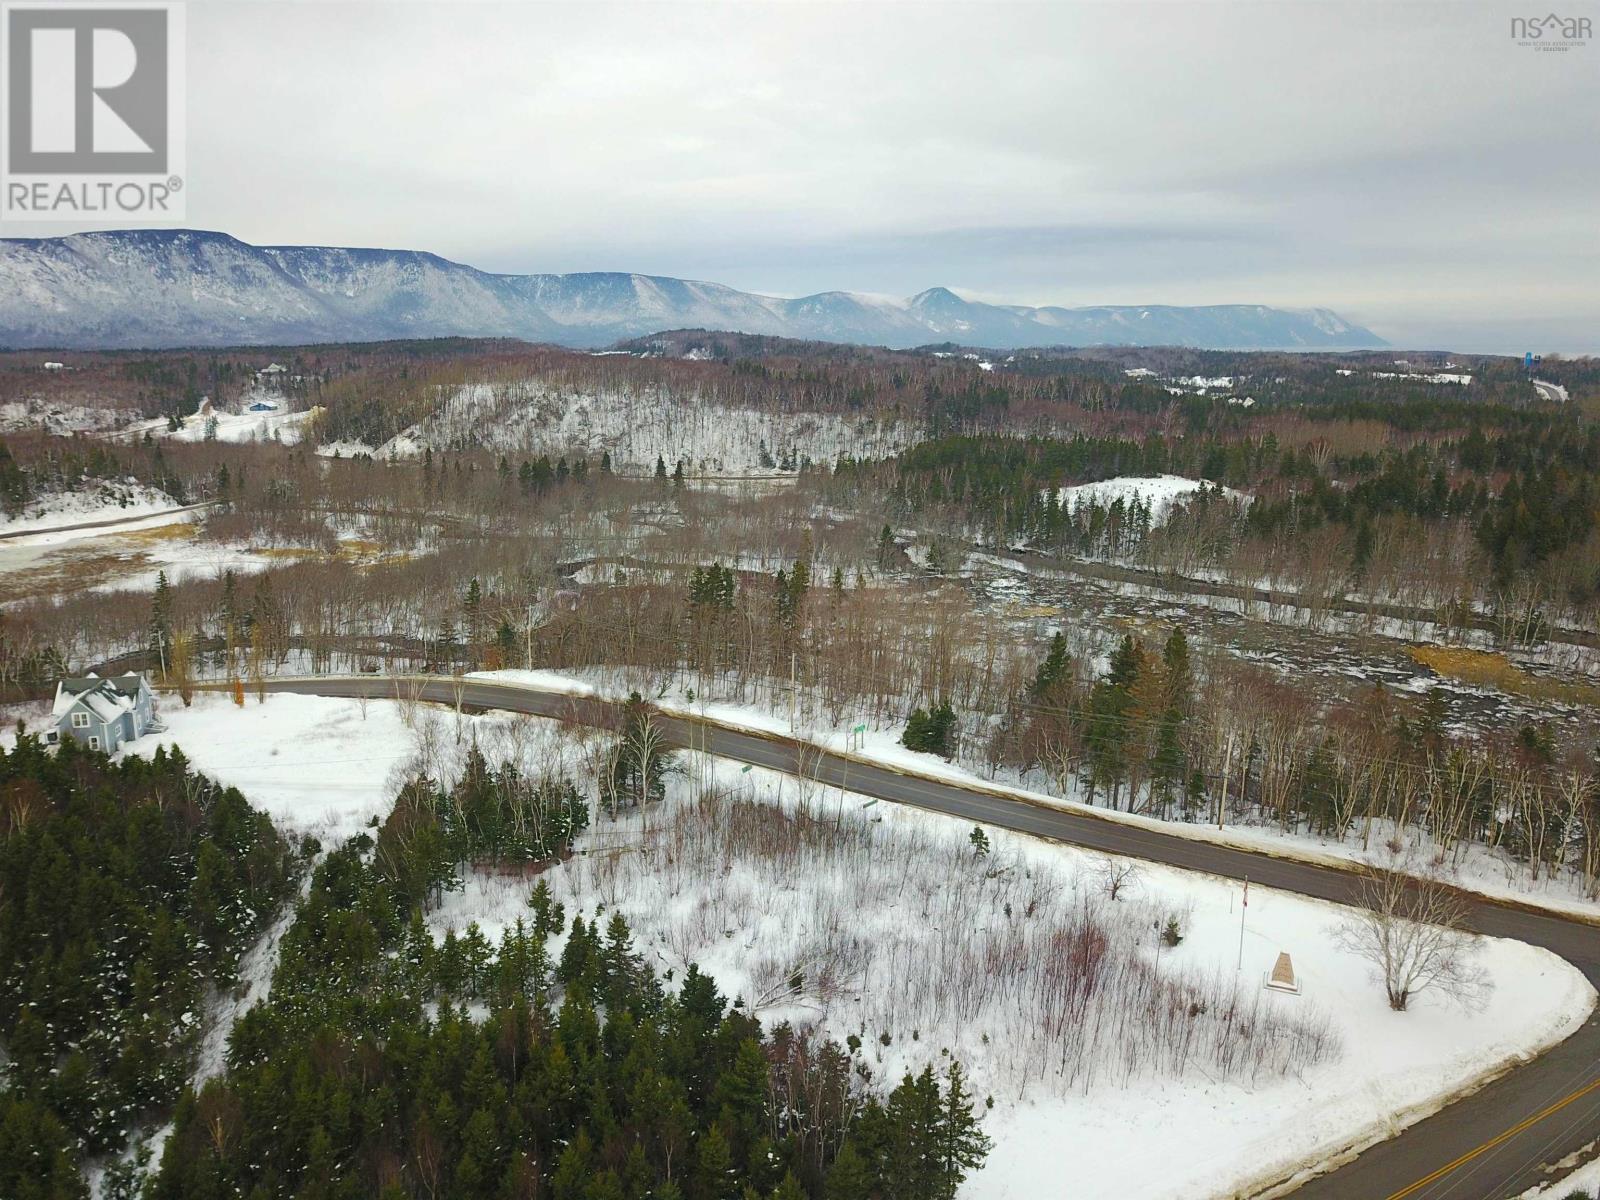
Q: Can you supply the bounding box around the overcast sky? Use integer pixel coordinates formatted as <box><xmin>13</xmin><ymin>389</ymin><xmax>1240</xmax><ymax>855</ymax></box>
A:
<box><xmin>32</xmin><ymin>1</ymin><xmax>1600</xmax><ymax>351</ymax></box>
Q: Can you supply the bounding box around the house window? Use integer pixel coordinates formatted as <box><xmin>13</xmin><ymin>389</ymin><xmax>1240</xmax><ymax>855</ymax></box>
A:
<box><xmin>88</xmin><ymin>736</ymin><xmax>100</xmax><ymax>750</ymax></box>
<box><xmin>71</xmin><ymin>712</ymin><xmax>90</xmax><ymax>728</ymax></box>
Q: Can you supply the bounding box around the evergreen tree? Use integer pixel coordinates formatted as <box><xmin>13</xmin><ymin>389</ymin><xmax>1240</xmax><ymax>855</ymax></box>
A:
<box><xmin>692</xmin><ymin>1123</ymin><xmax>735</xmax><ymax>1200</ymax></box>
<box><xmin>1084</xmin><ymin>635</ymin><xmax>1144</xmax><ymax>808</ymax></box>
<box><xmin>824</xmin><ymin>1139</ymin><xmax>873</xmax><ymax>1200</ymax></box>
<box><xmin>1030</xmin><ymin>631</ymin><xmax>1069</xmax><ymax>698</ymax></box>
<box><xmin>933</xmin><ymin>1061</ymin><xmax>992</xmax><ymax>1195</ymax></box>
<box><xmin>902</xmin><ymin>702</ymin><xmax>957</xmax><ymax>759</ymax></box>
<box><xmin>875</xmin><ymin>525</ymin><xmax>898</xmax><ymax>570</ymax></box>
<box><xmin>463</xmin><ymin>577</ymin><xmax>485</xmax><ymax>657</ymax></box>
<box><xmin>495</xmin><ymin>618</ymin><xmax>518</xmax><ymax>666</ymax></box>
<box><xmin>148</xmin><ymin>570</ymin><xmax>174</xmax><ymax>672</ymax></box>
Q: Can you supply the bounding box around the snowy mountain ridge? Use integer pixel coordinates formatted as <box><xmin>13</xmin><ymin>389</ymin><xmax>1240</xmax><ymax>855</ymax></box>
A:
<box><xmin>0</xmin><ymin>228</ymin><xmax>1388</xmax><ymax>351</ymax></box>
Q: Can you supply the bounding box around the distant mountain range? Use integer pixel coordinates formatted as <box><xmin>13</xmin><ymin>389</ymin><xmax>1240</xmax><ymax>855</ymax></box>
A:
<box><xmin>0</xmin><ymin>229</ymin><xmax>1387</xmax><ymax>351</ymax></box>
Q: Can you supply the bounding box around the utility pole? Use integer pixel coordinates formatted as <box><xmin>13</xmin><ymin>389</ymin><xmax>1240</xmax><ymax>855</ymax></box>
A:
<box><xmin>1218</xmin><ymin>732</ymin><xmax>1234</xmax><ymax>831</ymax></box>
<box><xmin>789</xmin><ymin>650</ymin><xmax>798</xmax><ymax>732</ymax></box>
<box><xmin>525</xmin><ymin>602</ymin><xmax>533</xmax><ymax>672</ymax></box>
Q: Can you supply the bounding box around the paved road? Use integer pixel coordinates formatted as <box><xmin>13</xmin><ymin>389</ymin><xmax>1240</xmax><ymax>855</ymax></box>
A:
<box><xmin>260</xmin><ymin>675</ymin><xmax>1600</xmax><ymax>1199</ymax></box>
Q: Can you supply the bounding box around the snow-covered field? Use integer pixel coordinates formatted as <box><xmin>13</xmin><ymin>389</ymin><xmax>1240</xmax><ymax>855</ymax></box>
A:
<box><xmin>117</xmin><ymin>692</ymin><xmax>419</xmax><ymax>842</ymax></box>
<box><xmin>1052</xmin><ymin>474</ymin><xmax>1246</xmax><ymax>525</ymax></box>
<box><xmin>0</xmin><ymin>515</ymin><xmax>293</xmax><ymax>605</ymax></box>
<box><xmin>38</xmin><ymin>686</ymin><xmax>1591</xmax><ymax>1200</ymax></box>
<box><xmin>0</xmin><ymin>502</ymin><xmax>419</xmax><ymax>606</ymax></box>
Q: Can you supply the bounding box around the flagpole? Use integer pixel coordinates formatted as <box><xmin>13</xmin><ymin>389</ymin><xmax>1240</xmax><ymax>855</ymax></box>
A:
<box><xmin>1236</xmin><ymin>877</ymin><xmax>1249</xmax><ymax>972</ymax></box>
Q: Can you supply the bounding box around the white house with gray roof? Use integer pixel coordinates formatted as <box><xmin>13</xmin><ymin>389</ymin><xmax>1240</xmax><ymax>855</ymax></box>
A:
<box><xmin>48</xmin><ymin>673</ymin><xmax>158</xmax><ymax>753</ymax></box>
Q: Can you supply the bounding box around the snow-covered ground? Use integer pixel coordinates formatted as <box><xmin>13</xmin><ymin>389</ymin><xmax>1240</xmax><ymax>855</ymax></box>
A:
<box><xmin>1373</xmin><ymin>371</ymin><xmax>1472</xmax><ymax>385</ymax></box>
<box><xmin>1052</xmin><ymin>474</ymin><xmax>1245</xmax><ymax>525</ymax></box>
<box><xmin>109</xmin><ymin>390</ymin><xmax>319</xmax><ymax>448</ymax></box>
<box><xmin>435</xmin><ymin>752</ymin><xmax>1587</xmax><ymax>1200</ymax></box>
<box><xmin>65</xmin><ymin>686</ymin><xmax>1594</xmax><ymax>1200</ymax></box>
<box><xmin>0</xmin><ymin>398</ymin><xmax>133</xmax><ymax>436</ymax></box>
<box><xmin>113</xmin><ymin>691</ymin><xmax>419</xmax><ymax>842</ymax></box>
<box><xmin>327</xmin><ymin>380</ymin><xmax>922</xmax><ymax>474</ymax></box>
<box><xmin>0</xmin><ymin>515</ymin><xmax>291</xmax><ymax>604</ymax></box>
<box><xmin>0</xmin><ymin>503</ymin><xmax>419</xmax><ymax>606</ymax></box>
<box><xmin>440</xmin><ymin>748</ymin><xmax>1592</xmax><ymax>1200</ymax></box>
<box><xmin>1521</xmin><ymin>1153</ymin><xmax>1600</xmax><ymax>1198</ymax></box>
<box><xmin>0</xmin><ymin>481</ymin><xmax>182</xmax><ymax>535</ymax></box>
<box><xmin>5</xmin><ymin>686</ymin><xmax>1589</xmax><ymax>1198</ymax></box>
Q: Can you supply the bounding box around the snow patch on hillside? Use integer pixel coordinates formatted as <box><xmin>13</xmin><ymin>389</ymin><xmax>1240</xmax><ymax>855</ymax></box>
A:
<box><xmin>1053</xmin><ymin>474</ymin><xmax>1245</xmax><ymax>524</ymax></box>
<box><xmin>365</xmin><ymin>379</ymin><xmax>921</xmax><ymax>474</ymax></box>
<box><xmin>1373</xmin><ymin>371</ymin><xmax>1472</xmax><ymax>385</ymax></box>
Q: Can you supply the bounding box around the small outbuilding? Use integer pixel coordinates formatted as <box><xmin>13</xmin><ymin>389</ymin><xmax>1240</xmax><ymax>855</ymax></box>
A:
<box><xmin>48</xmin><ymin>673</ymin><xmax>158</xmax><ymax>754</ymax></box>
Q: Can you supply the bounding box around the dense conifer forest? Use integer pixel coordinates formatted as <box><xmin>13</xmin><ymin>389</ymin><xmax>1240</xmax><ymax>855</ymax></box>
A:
<box><xmin>0</xmin><ymin>737</ymin><xmax>297</xmax><ymax>1199</ymax></box>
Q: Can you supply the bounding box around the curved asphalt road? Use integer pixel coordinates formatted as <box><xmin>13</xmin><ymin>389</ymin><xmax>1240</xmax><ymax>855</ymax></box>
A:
<box><xmin>259</xmin><ymin>675</ymin><xmax>1600</xmax><ymax>1199</ymax></box>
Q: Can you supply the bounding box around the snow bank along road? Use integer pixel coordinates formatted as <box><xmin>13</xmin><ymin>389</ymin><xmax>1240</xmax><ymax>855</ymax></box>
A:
<box><xmin>254</xmin><ymin>675</ymin><xmax>1600</xmax><ymax>1200</ymax></box>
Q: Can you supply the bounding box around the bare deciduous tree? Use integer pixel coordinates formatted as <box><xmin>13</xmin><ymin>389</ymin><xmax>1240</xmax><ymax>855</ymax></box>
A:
<box><xmin>1337</xmin><ymin>868</ymin><xmax>1490</xmax><ymax>1012</ymax></box>
<box><xmin>1098</xmin><ymin>859</ymin><xmax>1142</xmax><ymax>901</ymax></box>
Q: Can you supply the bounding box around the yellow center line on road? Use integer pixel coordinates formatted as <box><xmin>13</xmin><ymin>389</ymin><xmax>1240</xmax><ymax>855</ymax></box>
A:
<box><xmin>1383</xmin><ymin>1075</ymin><xmax>1600</xmax><ymax>1200</ymax></box>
